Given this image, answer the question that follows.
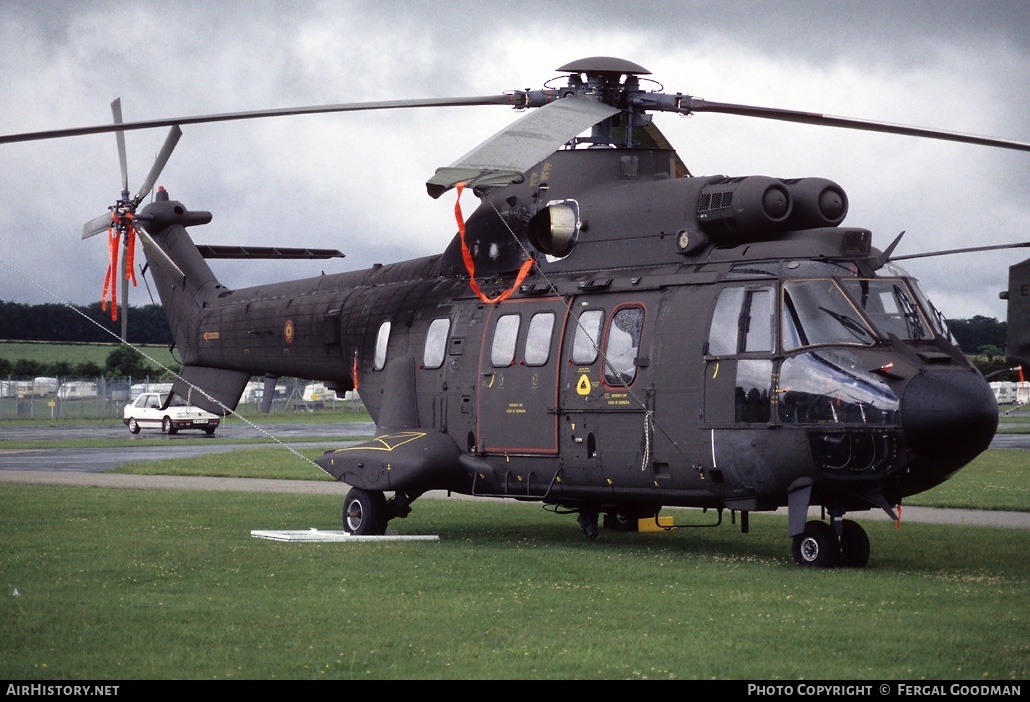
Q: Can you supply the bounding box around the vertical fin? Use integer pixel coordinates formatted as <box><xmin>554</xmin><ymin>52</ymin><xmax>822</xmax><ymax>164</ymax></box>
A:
<box><xmin>1004</xmin><ymin>257</ymin><xmax>1030</xmax><ymax>371</ymax></box>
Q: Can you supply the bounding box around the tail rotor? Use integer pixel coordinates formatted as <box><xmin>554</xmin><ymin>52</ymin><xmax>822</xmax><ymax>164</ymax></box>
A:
<box><xmin>82</xmin><ymin>98</ymin><xmax>181</xmax><ymax>340</ymax></box>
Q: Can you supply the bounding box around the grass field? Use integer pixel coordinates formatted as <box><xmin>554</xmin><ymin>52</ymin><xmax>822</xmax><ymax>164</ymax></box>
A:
<box><xmin>1</xmin><ymin>342</ymin><xmax>1027</xmax><ymax>680</ymax></box>
<box><xmin>0</xmin><ymin>485</ymin><xmax>1026</xmax><ymax>681</ymax></box>
<box><xmin>0</xmin><ymin>339</ymin><xmax>179</xmax><ymax>370</ymax></box>
<box><xmin>1</xmin><ymin>435</ymin><xmax>1027</xmax><ymax>679</ymax></box>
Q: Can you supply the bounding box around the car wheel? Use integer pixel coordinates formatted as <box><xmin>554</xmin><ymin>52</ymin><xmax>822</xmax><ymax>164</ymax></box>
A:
<box><xmin>162</xmin><ymin>417</ymin><xmax>178</xmax><ymax>435</ymax></box>
<box><xmin>204</xmin><ymin>426</ymin><xmax>216</xmax><ymax>436</ymax></box>
<box><xmin>128</xmin><ymin>418</ymin><xmax>140</xmax><ymax>434</ymax></box>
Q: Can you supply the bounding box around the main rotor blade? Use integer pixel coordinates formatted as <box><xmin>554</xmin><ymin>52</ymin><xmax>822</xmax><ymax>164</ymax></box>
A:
<box><xmin>0</xmin><ymin>95</ymin><xmax>515</xmax><ymax>145</ymax></box>
<box><xmin>111</xmin><ymin>98</ymin><xmax>129</xmax><ymax>198</ymax></box>
<box><xmin>426</xmin><ymin>95</ymin><xmax>620</xmax><ymax>198</ymax></box>
<box><xmin>892</xmin><ymin>241</ymin><xmax>1030</xmax><ymax>261</ymax></box>
<box><xmin>134</xmin><ymin>125</ymin><xmax>182</xmax><ymax>205</ymax></box>
<box><xmin>684</xmin><ymin>98</ymin><xmax>1030</xmax><ymax>152</ymax></box>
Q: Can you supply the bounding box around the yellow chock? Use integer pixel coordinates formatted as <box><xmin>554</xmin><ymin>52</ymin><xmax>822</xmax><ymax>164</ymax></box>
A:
<box><xmin>637</xmin><ymin>515</ymin><xmax>674</xmax><ymax>532</ymax></box>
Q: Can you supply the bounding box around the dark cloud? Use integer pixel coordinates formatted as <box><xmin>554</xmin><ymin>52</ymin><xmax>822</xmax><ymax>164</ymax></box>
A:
<box><xmin>0</xmin><ymin>0</ymin><xmax>1026</xmax><ymax>327</ymax></box>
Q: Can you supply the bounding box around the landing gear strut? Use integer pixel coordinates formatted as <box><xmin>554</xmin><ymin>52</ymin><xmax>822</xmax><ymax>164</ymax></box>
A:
<box><xmin>577</xmin><ymin>510</ymin><xmax>599</xmax><ymax>540</ymax></box>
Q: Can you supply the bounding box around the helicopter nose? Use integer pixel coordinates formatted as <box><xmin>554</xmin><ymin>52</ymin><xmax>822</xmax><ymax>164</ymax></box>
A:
<box><xmin>900</xmin><ymin>370</ymin><xmax>998</xmax><ymax>462</ymax></box>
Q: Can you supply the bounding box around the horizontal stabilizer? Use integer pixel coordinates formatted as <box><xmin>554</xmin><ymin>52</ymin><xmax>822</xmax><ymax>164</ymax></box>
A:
<box><xmin>196</xmin><ymin>245</ymin><xmax>345</xmax><ymax>260</ymax></box>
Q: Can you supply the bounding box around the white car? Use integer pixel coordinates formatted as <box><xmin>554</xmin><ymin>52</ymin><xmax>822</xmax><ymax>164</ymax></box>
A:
<box><xmin>123</xmin><ymin>391</ymin><xmax>220</xmax><ymax>435</ymax></box>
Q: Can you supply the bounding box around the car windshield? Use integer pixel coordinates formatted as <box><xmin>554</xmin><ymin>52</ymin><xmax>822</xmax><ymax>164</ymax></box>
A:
<box><xmin>158</xmin><ymin>394</ymin><xmax>192</xmax><ymax>408</ymax></box>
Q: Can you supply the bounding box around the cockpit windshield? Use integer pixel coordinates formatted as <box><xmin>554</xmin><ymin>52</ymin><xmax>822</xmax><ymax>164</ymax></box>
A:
<box><xmin>782</xmin><ymin>279</ymin><xmax>876</xmax><ymax>350</ymax></box>
<box><xmin>782</xmin><ymin>274</ymin><xmax>945</xmax><ymax>350</ymax></box>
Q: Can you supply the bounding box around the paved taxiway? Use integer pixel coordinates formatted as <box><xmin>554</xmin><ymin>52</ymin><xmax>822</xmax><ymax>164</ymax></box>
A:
<box><xmin>0</xmin><ymin>420</ymin><xmax>1027</xmax><ymax>529</ymax></box>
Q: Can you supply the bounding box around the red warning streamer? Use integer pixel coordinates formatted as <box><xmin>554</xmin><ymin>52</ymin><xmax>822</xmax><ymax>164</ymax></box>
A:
<box><xmin>454</xmin><ymin>182</ymin><xmax>534</xmax><ymax>304</ymax></box>
<box><xmin>101</xmin><ymin>222</ymin><xmax>119</xmax><ymax>322</ymax></box>
<box><xmin>99</xmin><ymin>211</ymin><xmax>139</xmax><ymax>322</ymax></box>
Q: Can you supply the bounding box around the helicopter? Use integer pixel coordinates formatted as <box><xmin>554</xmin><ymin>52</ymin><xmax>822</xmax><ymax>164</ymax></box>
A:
<box><xmin>3</xmin><ymin>56</ymin><xmax>1027</xmax><ymax>567</ymax></box>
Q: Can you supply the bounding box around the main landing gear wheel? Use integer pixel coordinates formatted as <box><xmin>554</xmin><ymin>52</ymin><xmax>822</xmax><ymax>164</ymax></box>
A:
<box><xmin>342</xmin><ymin>488</ymin><xmax>388</xmax><ymax>536</ymax></box>
<box><xmin>838</xmin><ymin>519</ymin><xmax>870</xmax><ymax>568</ymax></box>
<box><xmin>791</xmin><ymin>520</ymin><xmax>839</xmax><ymax>568</ymax></box>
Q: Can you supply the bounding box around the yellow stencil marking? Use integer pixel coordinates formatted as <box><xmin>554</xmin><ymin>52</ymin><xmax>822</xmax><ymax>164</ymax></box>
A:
<box><xmin>576</xmin><ymin>374</ymin><xmax>591</xmax><ymax>396</ymax></box>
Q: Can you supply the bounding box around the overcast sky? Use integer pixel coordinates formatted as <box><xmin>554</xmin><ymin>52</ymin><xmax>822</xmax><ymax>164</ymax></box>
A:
<box><xmin>1</xmin><ymin>0</ymin><xmax>1026</xmax><ymax>327</ymax></box>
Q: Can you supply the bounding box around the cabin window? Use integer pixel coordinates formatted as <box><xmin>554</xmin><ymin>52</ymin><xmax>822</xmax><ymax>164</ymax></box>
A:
<box><xmin>491</xmin><ymin>314</ymin><xmax>520</xmax><ymax>367</ymax></box>
<box><xmin>423</xmin><ymin>318</ymin><xmax>450</xmax><ymax>369</ymax></box>
<box><xmin>571</xmin><ymin>309</ymin><xmax>603</xmax><ymax>364</ymax></box>
<box><xmin>735</xmin><ymin>359</ymin><xmax>773</xmax><ymax>423</ymax></box>
<box><xmin>782</xmin><ymin>279</ymin><xmax>875</xmax><ymax>350</ymax></box>
<box><xmin>603</xmin><ymin>306</ymin><xmax>644</xmax><ymax>386</ymax></box>
<box><xmin>524</xmin><ymin>312</ymin><xmax>555</xmax><ymax>366</ymax></box>
<box><xmin>373</xmin><ymin>320</ymin><xmax>391</xmax><ymax>370</ymax></box>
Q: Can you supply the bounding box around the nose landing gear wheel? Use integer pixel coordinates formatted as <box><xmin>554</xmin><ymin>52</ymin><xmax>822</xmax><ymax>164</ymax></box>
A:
<box><xmin>342</xmin><ymin>488</ymin><xmax>388</xmax><ymax>535</ymax></box>
<box><xmin>791</xmin><ymin>520</ymin><xmax>840</xmax><ymax>568</ymax></box>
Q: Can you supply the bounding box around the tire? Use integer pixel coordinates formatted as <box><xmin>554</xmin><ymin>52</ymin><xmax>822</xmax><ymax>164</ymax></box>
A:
<box><xmin>128</xmin><ymin>418</ymin><xmax>141</xmax><ymax>434</ymax></box>
<box><xmin>791</xmin><ymin>520</ymin><xmax>839</xmax><ymax>568</ymax></box>
<box><xmin>606</xmin><ymin>509</ymin><xmax>639</xmax><ymax>532</ymax></box>
<box><xmin>204</xmin><ymin>427</ymin><xmax>216</xmax><ymax>436</ymax></box>
<box><xmin>342</xmin><ymin>488</ymin><xmax>388</xmax><ymax>535</ymax></box>
<box><xmin>839</xmin><ymin>519</ymin><xmax>870</xmax><ymax>568</ymax></box>
<box><xmin>162</xmin><ymin>417</ymin><xmax>178</xmax><ymax>435</ymax></box>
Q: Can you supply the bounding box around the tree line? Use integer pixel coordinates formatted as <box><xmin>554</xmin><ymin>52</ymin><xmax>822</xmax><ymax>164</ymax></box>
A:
<box><xmin>0</xmin><ymin>300</ymin><xmax>172</xmax><ymax>345</ymax></box>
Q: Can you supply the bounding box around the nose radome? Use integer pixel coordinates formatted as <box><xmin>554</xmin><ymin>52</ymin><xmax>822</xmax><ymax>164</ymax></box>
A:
<box><xmin>901</xmin><ymin>370</ymin><xmax>998</xmax><ymax>462</ymax></box>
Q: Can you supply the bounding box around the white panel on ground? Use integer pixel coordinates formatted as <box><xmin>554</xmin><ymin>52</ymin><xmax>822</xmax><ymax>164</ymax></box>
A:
<box><xmin>250</xmin><ymin>529</ymin><xmax>439</xmax><ymax>542</ymax></box>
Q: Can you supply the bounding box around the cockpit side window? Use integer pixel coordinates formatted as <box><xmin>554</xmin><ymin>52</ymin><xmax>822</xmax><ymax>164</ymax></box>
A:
<box><xmin>840</xmin><ymin>279</ymin><xmax>928</xmax><ymax>340</ymax></box>
<box><xmin>708</xmin><ymin>286</ymin><xmax>774</xmax><ymax>355</ymax></box>
<box><xmin>743</xmin><ymin>288</ymin><xmax>774</xmax><ymax>352</ymax></box>
<box><xmin>708</xmin><ymin>287</ymin><xmax>745</xmax><ymax>356</ymax></box>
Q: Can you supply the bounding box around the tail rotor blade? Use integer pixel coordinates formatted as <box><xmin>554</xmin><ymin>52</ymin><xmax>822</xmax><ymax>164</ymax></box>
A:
<box><xmin>82</xmin><ymin>212</ymin><xmax>112</xmax><ymax>239</ymax></box>
<box><xmin>134</xmin><ymin>125</ymin><xmax>182</xmax><ymax>205</ymax></box>
<box><xmin>111</xmin><ymin>98</ymin><xmax>129</xmax><ymax>199</ymax></box>
<box><xmin>136</xmin><ymin>226</ymin><xmax>186</xmax><ymax>284</ymax></box>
